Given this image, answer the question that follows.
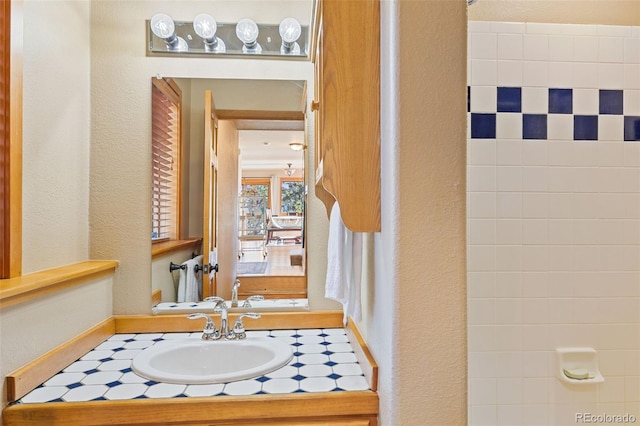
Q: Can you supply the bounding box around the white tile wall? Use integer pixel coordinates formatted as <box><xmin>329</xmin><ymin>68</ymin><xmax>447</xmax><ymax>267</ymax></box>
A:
<box><xmin>468</xmin><ymin>22</ymin><xmax>640</xmax><ymax>426</ymax></box>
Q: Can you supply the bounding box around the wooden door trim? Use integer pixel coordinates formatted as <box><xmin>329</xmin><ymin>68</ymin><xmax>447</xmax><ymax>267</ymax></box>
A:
<box><xmin>1</xmin><ymin>0</ymin><xmax>23</xmax><ymax>278</ymax></box>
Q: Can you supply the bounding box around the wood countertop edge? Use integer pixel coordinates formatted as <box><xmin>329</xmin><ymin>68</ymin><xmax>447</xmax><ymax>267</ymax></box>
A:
<box><xmin>3</xmin><ymin>391</ymin><xmax>378</xmax><ymax>425</ymax></box>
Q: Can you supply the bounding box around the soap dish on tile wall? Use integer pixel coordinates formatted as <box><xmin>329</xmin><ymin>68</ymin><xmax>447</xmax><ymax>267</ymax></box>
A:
<box><xmin>555</xmin><ymin>347</ymin><xmax>604</xmax><ymax>385</ymax></box>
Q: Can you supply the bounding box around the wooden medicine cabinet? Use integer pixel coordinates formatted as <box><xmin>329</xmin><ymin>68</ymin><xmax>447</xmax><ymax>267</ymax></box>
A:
<box><xmin>312</xmin><ymin>0</ymin><xmax>381</xmax><ymax>233</ymax></box>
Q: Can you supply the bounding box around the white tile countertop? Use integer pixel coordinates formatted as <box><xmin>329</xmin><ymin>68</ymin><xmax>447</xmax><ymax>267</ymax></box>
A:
<box><xmin>18</xmin><ymin>328</ymin><xmax>369</xmax><ymax>403</ymax></box>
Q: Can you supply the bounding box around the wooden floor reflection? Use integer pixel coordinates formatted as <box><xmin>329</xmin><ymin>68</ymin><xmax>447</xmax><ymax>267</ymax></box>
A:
<box><xmin>238</xmin><ymin>240</ymin><xmax>305</xmax><ymax>277</ymax></box>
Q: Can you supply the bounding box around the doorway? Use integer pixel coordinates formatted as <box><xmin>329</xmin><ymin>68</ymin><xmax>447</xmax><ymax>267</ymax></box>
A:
<box><xmin>238</xmin><ymin>129</ymin><xmax>305</xmax><ymax>278</ymax></box>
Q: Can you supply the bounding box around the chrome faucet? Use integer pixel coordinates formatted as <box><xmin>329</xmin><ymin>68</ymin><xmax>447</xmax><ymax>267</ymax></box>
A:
<box><xmin>231</xmin><ymin>279</ymin><xmax>241</xmax><ymax>307</ymax></box>
<box><xmin>190</xmin><ymin>296</ymin><xmax>261</xmax><ymax>340</ymax></box>
<box><xmin>232</xmin><ymin>312</ymin><xmax>261</xmax><ymax>339</ymax></box>
<box><xmin>205</xmin><ymin>296</ymin><xmax>231</xmax><ymax>339</ymax></box>
<box><xmin>187</xmin><ymin>313</ymin><xmax>217</xmax><ymax>340</ymax></box>
<box><xmin>242</xmin><ymin>294</ymin><xmax>264</xmax><ymax>308</ymax></box>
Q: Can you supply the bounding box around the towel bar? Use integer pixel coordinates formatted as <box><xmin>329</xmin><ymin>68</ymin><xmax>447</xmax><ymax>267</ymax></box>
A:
<box><xmin>169</xmin><ymin>262</ymin><xmax>187</xmax><ymax>272</ymax></box>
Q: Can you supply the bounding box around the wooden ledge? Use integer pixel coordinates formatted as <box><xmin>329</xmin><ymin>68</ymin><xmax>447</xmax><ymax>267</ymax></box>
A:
<box><xmin>3</xmin><ymin>391</ymin><xmax>378</xmax><ymax>425</ymax></box>
<box><xmin>151</xmin><ymin>238</ymin><xmax>201</xmax><ymax>258</ymax></box>
<box><xmin>0</xmin><ymin>260</ymin><xmax>119</xmax><ymax>309</ymax></box>
<box><xmin>114</xmin><ymin>311</ymin><xmax>345</xmax><ymax>333</ymax></box>
<box><xmin>347</xmin><ymin>318</ymin><xmax>379</xmax><ymax>392</ymax></box>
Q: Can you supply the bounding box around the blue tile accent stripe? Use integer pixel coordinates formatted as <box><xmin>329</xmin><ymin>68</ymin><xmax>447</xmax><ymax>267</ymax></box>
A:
<box><xmin>549</xmin><ymin>89</ymin><xmax>573</xmax><ymax>114</ymax></box>
<box><xmin>625</xmin><ymin>116</ymin><xmax>640</xmax><ymax>141</ymax></box>
<box><xmin>471</xmin><ymin>113</ymin><xmax>496</xmax><ymax>139</ymax></box>
<box><xmin>469</xmin><ymin>87</ymin><xmax>640</xmax><ymax>141</ymax></box>
<box><xmin>574</xmin><ymin>115</ymin><xmax>599</xmax><ymax>140</ymax></box>
<box><xmin>497</xmin><ymin>87</ymin><xmax>522</xmax><ymax>113</ymax></box>
<box><xmin>523</xmin><ymin>114</ymin><xmax>547</xmax><ymax>140</ymax></box>
<box><xmin>599</xmin><ymin>90</ymin><xmax>624</xmax><ymax>115</ymax></box>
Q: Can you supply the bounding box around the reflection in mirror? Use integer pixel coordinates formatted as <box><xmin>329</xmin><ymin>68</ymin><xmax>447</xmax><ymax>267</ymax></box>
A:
<box><xmin>151</xmin><ymin>78</ymin><xmax>310</xmax><ymax>315</ymax></box>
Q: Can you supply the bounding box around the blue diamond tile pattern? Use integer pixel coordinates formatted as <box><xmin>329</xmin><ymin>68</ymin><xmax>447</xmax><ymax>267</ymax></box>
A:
<box><xmin>18</xmin><ymin>328</ymin><xmax>369</xmax><ymax>403</ymax></box>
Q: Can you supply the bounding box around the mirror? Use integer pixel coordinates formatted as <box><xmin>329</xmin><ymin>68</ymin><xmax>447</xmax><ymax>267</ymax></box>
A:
<box><xmin>152</xmin><ymin>78</ymin><xmax>310</xmax><ymax>313</ymax></box>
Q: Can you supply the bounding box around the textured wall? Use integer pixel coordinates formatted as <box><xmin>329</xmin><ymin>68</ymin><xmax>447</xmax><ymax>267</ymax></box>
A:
<box><xmin>469</xmin><ymin>0</ymin><xmax>640</xmax><ymax>26</ymax></box>
<box><xmin>363</xmin><ymin>1</ymin><xmax>468</xmax><ymax>425</ymax></box>
<box><xmin>21</xmin><ymin>0</ymin><xmax>90</xmax><ymax>273</ymax></box>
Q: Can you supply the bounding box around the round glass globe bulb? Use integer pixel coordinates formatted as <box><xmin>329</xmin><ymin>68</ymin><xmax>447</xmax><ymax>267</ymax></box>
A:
<box><xmin>150</xmin><ymin>14</ymin><xmax>175</xmax><ymax>39</ymax></box>
<box><xmin>193</xmin><ymin>14</ymin><xmax>217</xmax><ymax>40</ymax></box>
<box><xmin>279</xmin><ymin>18</ymin><xmax>301</xmax><ymax>43</ymax></box>
<box><xmin>236</xmin><ymin>18</ymin><xmax>259</xmax><ymax>45</ymax></box>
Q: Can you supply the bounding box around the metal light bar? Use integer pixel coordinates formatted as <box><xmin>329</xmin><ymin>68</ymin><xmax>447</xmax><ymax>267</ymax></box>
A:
<box><xmin>147</xmin><ymin>19</ymin><xmax>310</xmax><ymax>60</ymax></box>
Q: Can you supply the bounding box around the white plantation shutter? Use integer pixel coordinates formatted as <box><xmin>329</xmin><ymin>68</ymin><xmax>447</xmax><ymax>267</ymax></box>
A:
<box><xmin>152</xmin><ymin>78</ymin><xmax>181</xmax><ymax>241</ymax></box>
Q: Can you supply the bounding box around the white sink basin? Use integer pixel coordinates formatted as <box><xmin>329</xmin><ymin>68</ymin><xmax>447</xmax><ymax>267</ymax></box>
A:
<box><xmin>131</xmin><ymin>337</ymin><xmax>293</xmax><ymax>385</ymax></box>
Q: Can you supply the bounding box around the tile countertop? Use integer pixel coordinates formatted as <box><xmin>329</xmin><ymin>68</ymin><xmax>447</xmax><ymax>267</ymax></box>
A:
<box><xmin>18</xmin><ymin>328</ymin><xmax>370</xmax><ymax>403</ymax></box>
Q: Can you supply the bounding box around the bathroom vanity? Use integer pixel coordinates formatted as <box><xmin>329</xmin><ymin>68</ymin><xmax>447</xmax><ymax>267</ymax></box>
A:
<box><xmin>2</xmin><ymin>312</ymin><xmax>378</xmax><ymax>425</ymax></box>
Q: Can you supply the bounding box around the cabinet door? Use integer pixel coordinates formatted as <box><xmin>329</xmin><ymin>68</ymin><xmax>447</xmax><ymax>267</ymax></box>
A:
<box><xmin>314</xmin><ymin>0</ymin><xmax>380</xmax><ymax>232</ymax></box>
<box><xmin>312</xmin><ymin>6</ymin><xmax>336</xmax><ymax>218</ymax></box>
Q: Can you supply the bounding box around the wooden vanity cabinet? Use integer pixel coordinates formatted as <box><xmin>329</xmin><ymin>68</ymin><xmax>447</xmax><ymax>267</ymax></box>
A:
<box><xmin>312</xmin><ymin>0</ymin><xmax>381</xmax><ymax>233</ymax></box>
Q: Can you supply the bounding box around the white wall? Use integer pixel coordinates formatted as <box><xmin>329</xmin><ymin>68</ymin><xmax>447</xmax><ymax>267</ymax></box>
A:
<box><xmin>467</xmin><ymin>21</ymin><xmax>640</xmax><ymax>425</ymax></box>
<box><xmin>21</xmin><ymin>0</ymin><xmax>90</xmax><ymax>273</ymax></box>
<box><xmin>151</xmin><ymin>247</ymin><xmax>196</xmax><ymax>302</ymax></box>
<box><xmin>0</xmin><ymin>276</ymin><xmax>113</xmax><ymax>410</ymax></box>
<box><xmin>1</xmin><ymin>0</ymin><xmax>113</xmax><ymax>414</ymax></box>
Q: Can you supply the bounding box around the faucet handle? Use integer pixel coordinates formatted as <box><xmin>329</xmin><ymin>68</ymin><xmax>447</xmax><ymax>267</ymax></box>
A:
<box><xmin>187</xmin><ymin>313</ymin><xmax>216</xmax><ymax>340</ymax></box>
<box><xmin>204</xmin><ymin>296</ymin><xmax>226</xmax><ymax>310</ymax></box>
<box><xmin>242</xmin><ymin>295</ymin><xmax>265</xmax><ymax>308</ymax></box>
<box><xmin>232</xmin><ymin>312</ymin><xmax>261</xmax><ymax>339</ymax></box>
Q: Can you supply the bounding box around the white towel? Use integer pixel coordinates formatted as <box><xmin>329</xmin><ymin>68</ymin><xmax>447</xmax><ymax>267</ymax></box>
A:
<box><xmin>209</xmin><ymin>249</ymin><xmax>217</xmax><ymax>272</ymax></box>
<box><xmin>325</xmin><ymin>203</ymin><xmax>363</xmax><ymax>325</ymax></box>
<box><xmin>177</xmin><ymin>255</ymin><xmax>203</xmax><ymax>302</ymax></box>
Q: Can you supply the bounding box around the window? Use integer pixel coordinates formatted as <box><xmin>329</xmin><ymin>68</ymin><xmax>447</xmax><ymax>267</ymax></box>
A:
<box><xmin>280</xmin><ymin>178</ymin><xmax>304</xmax><ymax>215</ymax></box>
<box><xmin>241</xmin><ymin>178</ymin><xmax>270</xmax><ymax>209</ymax></box>
<box><xmin>151</xmin><ymin>78</ymin><xmax>181</xmax><ymax>242</ymax></box>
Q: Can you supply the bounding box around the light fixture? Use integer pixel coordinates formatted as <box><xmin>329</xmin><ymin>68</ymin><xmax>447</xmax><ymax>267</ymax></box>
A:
<box><xmin>283</xmin><ymin>163</ymin><xmax>296</xmax><ymax>176</ymax></box>
<box><xmin>279</xmin><ymin>18</ymin><xmax>301</xmax><ymax>54</ymax></box>
<box><xmin>193</xmin><ymin>13</ymin><xmax>225</xmax><ymax>53</ymax></box>
<box><xmin>148</xmin><ymin>15</ymin><xmax>310</xmax><ymax>58</ymax></box>
<box><xmin>236</xmin><ymin>18</ymin><xmax>262</xmax><ymax>53</ymax></box>
<box><xmin>150</xmin><ymin>13</ymin><xmax>188</xmax><ymax>52</ymax></box>
<box><xmin>289</xmin><ymin>142</ymin><xmax>306</xmax><ymax>151</ymax></box>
